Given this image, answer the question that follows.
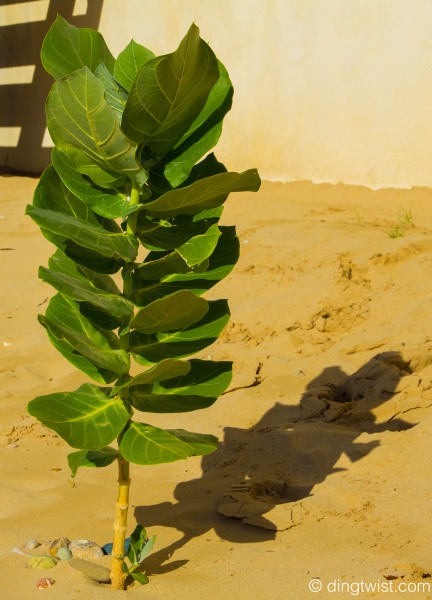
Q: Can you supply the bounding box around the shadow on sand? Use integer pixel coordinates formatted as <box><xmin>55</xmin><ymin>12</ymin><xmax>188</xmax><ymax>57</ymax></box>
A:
<box><xmin>135</xmin><ymin>350</ymin><xmax>414</xmax><ymax>575</ymax></box>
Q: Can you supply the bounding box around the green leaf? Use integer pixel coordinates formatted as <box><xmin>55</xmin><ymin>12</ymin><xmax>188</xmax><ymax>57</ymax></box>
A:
<box><xmin>46</xmin><ymin>67</ymin><xmax>146</xmax><ymax>184</ymax></box>
<box><xmin>120</xmin><ymin>422</ymin><xmax>195</xmax><ymax>465</ymax></box>
<box><xmin>137</xmin><ymin>215</ymin><xmax>216</xmax><ymax>252</ymax></box>
<box><xmin>65</xmin><ymin>241</ymin><xmax>124</xmax><ymax>275</ymax></box>
<box><xmin>163</xmin><ymin>62</ymin><xmax>233</xmax><ymax>187</ymax></box>
<box><xmin>131</xmin><ymin>572</ymin><xmax>149</xmax><ymax>585</ymax></box>
<box><xmin>41</xmin><ymin>14</ymin><xmax>115</xmax><ymax>79</ymax></box>
<box><xmin>43</xmin><ymin>294</ymin><xmax>118</xmax><ymax>383</ymax></box>
<box><xmin>26</xmin><ymin>205</ymin><xmax>138</xmax><ymax>262</ymax></box>
<box><xmin>138</xmin><ymin>536</ymin><xmax>156</xmax><ymax>563</ymax></box>
<box><xmin>130</xmin><ymin>290</ymin><xmax>209</xmax><ymax>334</ymax></box>
<box><xmin>130</xmin><ymin>299</ymin><xmax>230</xmax><ymax>363</ymax></box>
<box><xmin>114</xmin><ymin>40</ymin><xmax>155</xmax><ymax>92</ymax></box>
<box><xmin>122</xmin><ymin>24</ymin><xmax>219</xmax><ymax>155</ymax></box>
<box><xmin>40</xmin><ymin>313</ymin><xmax>130</xmax><ymax>376</ymax></box>
<box><xmin>128</xmin><ymin>359</ymin><xmax>232</xmax><ymax>413</ymax></box>
<box><xmin>127</xmin><ymin>525</ymin><xmax>155</xmax><ymax>569</ymax></box>
<box><xmin>113</xmin><ymin>359</ymin><xmax>191</xmax><ymax>395</ymax></box>
<box><xmin>38</xmin><ymin>266</ymin><xmax>133</xmax><ymax>318</ymax></box>
<box><xmin>68</xmin><ymin>447</ymin><xmax>118</xmax><ymax>477</ymax></box>
<box><xmin>48</xmin><ymin>249</ymin><xmax>121</xmax><ymax>296</ymax></box>
<box><xmin>28</xmin><ymin>384</ymin><xmax>130</xmax><ymax>450</ymax></box>
<box><xmin>132</xmin><ymin>227</ymin><xmax>239</xmax><ymax>304</ymax></box>
<box><xmin>167</xmin><ymin>430</ymin><xmax>218</xmax><ymax>456</ymax></box>
<box><xmin>142</xmin><ymin>169</ymin><xmax>261</xmax><ymax>217</ymax></box>
<box><xmin>95</xmin><ymin>63</ymin><xmax>128</xmax><ymax>122</ymax></box>
<box><xmin>177</xmin><ymin>223</ymin><xmax>221</xmax><ymax>267</ymax></box>
<box><xmin>52</xmin><ymin>149</ymin><xmax>136</xmax><ymax>220</ymax></box>
<box><xmin>40</xmin><ymin>295</ymin><xmax>130</xmax><ymax>377</ymax></box>
<box><xmin>133</xmin><ymin>251</ymin><xmax>190</xmax><ymax>280</ymax></box>
<box><xmin>32</xmin><ymin>164</ymin><xmax>99</xmax><ymax>246</ymax></box>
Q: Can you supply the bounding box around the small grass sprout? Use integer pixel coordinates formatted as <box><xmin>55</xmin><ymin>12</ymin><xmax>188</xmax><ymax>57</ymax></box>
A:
<box><xmin>386</xmin><ymin>205</ymin><xmax>415</xmax><ymax>238</ymax></box>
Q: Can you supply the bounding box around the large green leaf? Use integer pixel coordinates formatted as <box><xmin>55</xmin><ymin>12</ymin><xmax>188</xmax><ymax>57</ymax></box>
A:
<box><xmin>41</xmin><ymin>15</ymin><xmax>115</xmax><ymax>79</ymax></box>
<box><xmin>48</xmin><ymin>249</ymin><xmax>121</xmax><ymax>296</ymax></box>
<box><xmin>26</xmin><ymin>205</ymin><xmax>138</xmax><ymax>262</ymax></box>
<box><xmin>40</xmin><ymin>294</ymin><xmax>130</xmax><ymax>377</ymax></box>
<box><xmin>128</xmin><ymin>359</ymin><xmax>232</xmax><ymax>413</ymax></box>
<box><xmin>177</xmin><ymin>223</ymin><xmax>221</xmax><ymax>267</ymax></box>
<box><xmin>39</xmin><ymin>267</ymin><xmax>133</xmax><ymax>319</ymax></box>
<box><xmin>130</xmin><ymin>290</ymin><xmax>209</xmax><ymax>334</ymax></box>
<box><xmin>121</xmin><ymin>24</ymin><xmax>219</xmax><ymax>155</ymax></box>
<box><xmin>46</xmin><ymin>67</ymin><xmax>146</xmax><ymax>184</ymax></box>
<box><xmin>28</xmin><ymin>384</ymin><xmax>130</xmax><ymax>450</ymax></box>
<box><xmin>47</xmin><ymin>250</ymin><xmax>123</xmax><ymax>330</ymax></box>
<box><xmin>137</xmin><ymin>215</ymin><xmax>216</xmax><ymax>252</ymax></box>
<box><xmin>114</xmin><ymin>40</ymin><xmax>155</xmax><ymax>92</ymax></box>
<box><xmin>33</xmin><ymin>164</ymin><xmax>99</xmax><ymax>246</ymax></box>
<box><xmin>142</xmin><ymin>169</ymin><xmax>261</xmax><ymax>217</ymax></box>
<box><xmin>40</xmin><ymin>314</ymin><xmax>129</xmax><ymax>376</ymax></box>
<box><xmin>113</xmin><ymin>359</ymin><xmax>191</xmax><ymax>395</ymax></box>
<box><xmin>133</xmin><ymin>251</ymin><xmax>191</xmax><ymax>280</ymax></box>
<box><xmin>43</xmin><ymin>294</ymin><xmax>119</xmax><ymax>383</ymax></box>
<box><xmin>68</xmin><ymin>447</ymin><xmax>119</xmax><ymax>477</ymax></box>
<box><xmin>130</xmin><ymin>299</ymin><xmax>230</xmax><ymax>364</ymax></box>
<box><xmin>120</xmin><ymin>422</ymin><xmax>195</xmax><ymax>465</ymax></box>
<box><xmin>65</xmin><ymin>241</ymin><xmax>124</xmax><ymax>275</ymax></box>
<box><xmin>132</xmin><ymin>227</ymin><xmax>239</xmax><ymax>305</ymax></box>
<box><xmin>52</xmin><ymin>149</ymin><xmax>136</xmax><ymax>220</ymax></box>
<box><xmin>163</xmin><ymin>62</ymin><xmax>233</xmax><ymax>187</ymax></box>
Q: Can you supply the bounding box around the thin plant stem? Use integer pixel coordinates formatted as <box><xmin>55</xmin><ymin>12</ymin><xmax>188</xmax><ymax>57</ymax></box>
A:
<box><xmin>110</xmin><ymin>178</ymin><xmax>141</xmax><ymax>589</ymax></box>
<box><xmin>110</xmin><ymin>452</ymin><xmax>131</xmax><ymax>589</ymax></box>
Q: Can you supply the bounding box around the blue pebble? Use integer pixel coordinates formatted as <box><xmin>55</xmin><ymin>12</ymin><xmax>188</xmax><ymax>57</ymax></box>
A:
<box><xmin>102</xmin><ymin>537</ymin><xmax>130</xmax><ymax>555</ymax></box>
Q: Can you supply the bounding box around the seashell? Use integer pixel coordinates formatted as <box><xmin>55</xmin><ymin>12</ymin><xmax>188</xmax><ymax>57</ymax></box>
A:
<box><xmin>35</xmin><ymin>578</ymin><xmax>55</xmax><ymax>589</ymax></box>
<box><xmin>28</xmin><ymin>555</ymin><xmax>58</xmax><ymax>569</ymax></box>
<box><xmin>69</xmin><ymin>558</ymin><xmax>111</xmax><ymax>583</ymax></box>
<box><xmin>25</xmin><ymin>539</ymin><xmax>41</xmax><ymax>550</ymax></box>
<box><xmin>57</xmin><ymin>547</ymin><xmax>72</xmax><ymax>561</ymax></box>
<box><xmin>69</xmin><ymin>539</ymin><xmax>104</xmax><ymax>560</ymax></box>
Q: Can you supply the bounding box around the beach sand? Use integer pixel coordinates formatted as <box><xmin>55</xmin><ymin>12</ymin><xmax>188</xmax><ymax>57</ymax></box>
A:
<box><xmin>1</xmin><ymin>176</ymin><xmax>432</xmax><ymax>599</ymax></box>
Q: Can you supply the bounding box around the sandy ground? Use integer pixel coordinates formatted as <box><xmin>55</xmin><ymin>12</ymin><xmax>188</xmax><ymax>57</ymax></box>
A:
<box><xmin>1</xmin><ymin>176</ymin><xmax>432</xmax><ymax>599</ymax></box>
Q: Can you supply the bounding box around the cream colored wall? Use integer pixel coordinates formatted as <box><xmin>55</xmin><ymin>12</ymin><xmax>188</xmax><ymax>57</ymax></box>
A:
<box><xmin>99</xmin><ymin>0</ymin><xmax>432</xmax><ymax>189</ymax></box>
<box><xmin>2</xmin><ymin>0</ymin><xmax>432</xmax><ymax>187</ymax></box>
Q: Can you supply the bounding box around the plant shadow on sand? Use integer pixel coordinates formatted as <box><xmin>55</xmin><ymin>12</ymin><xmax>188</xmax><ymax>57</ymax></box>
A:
<box><xmin>135</xmin><ymin>350</ymin><xmax>416</xmax><ymax>576</ymax></box>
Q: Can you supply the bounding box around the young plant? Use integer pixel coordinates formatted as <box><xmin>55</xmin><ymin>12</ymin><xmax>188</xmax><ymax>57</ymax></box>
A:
<box><xmin>26</xmin><ymin>16</ymin><xmax>260</xmax><ymax>590</ymax></box>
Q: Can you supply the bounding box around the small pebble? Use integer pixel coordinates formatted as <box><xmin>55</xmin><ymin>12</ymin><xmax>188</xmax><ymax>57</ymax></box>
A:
<box><xmin>28</xmin><ymin>555</ymin><xmax>58</xmax><ymax>569</ymax></box>
<box><xmin>25</xmin><ymin>539</ymin><xmax>41</xmax><ymax>550</ymax></box>
<box><xmin>69</xmin><ymin>539</ymin><xmax>104</xmax><ymax>560</ymax></box>
<box><xmin>57</xmin><ymin>547</ymin><xmax>72</xmax><ymax>561</ymax></box>
<box><xmin>49</xmin><ymin>537</ymin><xmax>70</xmax><ymax>555</ymax></box>
<box><xmin>3</xmin><ymin>341</ymin><xmax>12</xmax><ymax>347</ymax></box>
<box><xmin>12</xmin><ymin>547</ymin><xmax>27</xmax><ymax>556</ymax></box>
<box><xmin>102</xmin><ymin>537</ymin><xmax>130</xmax><ymax>555</ymax></box>
<box><xmin>69</xmin><ymin>558</ymin><xmax>111</xmax><ymax>583</ymax></box>
<box><xmin>35</xmin><ymin>578</ymin><xmax>55</xmax><ymax>589</ymax></box>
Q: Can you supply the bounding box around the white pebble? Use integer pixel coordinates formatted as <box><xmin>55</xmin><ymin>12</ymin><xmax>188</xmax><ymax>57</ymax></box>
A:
<box><xmin>69</xmin><ymin>539</ymin><xmax>104</xmax><ymax>560</ymax></box>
